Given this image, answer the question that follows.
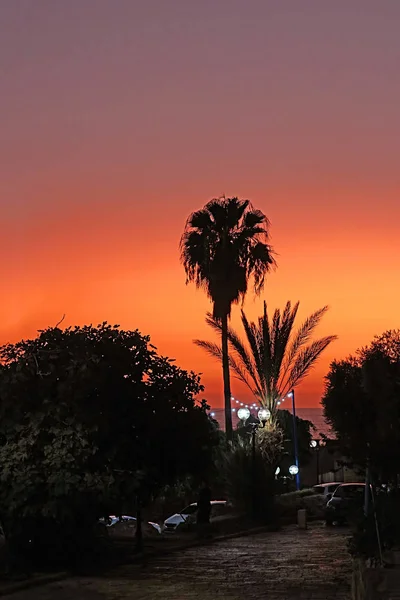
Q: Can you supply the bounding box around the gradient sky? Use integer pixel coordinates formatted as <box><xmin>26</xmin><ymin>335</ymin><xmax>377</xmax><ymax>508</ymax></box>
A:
<box><xmin>1</xmin><ymin>0</ymin><xmax>399</xmax><ymax>408</ymax></box>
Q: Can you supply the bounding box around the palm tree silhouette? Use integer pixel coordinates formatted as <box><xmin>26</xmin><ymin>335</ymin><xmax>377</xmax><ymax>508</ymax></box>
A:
<box><xmin>180</xmin><ymin>197</ymin><xmax>275</xmax><ymax>439</ymax></box>
<box><xmin>195</xmin><ymin>301</ymin><xmax>336</xmax><ymax>418</ymax></box>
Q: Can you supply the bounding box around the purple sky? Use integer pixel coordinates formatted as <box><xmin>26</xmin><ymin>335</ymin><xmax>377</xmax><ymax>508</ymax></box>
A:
<box><xmin>1</xmin><ymin>1</ymin><xmax>400</xmax><ymax>407</ymax></box>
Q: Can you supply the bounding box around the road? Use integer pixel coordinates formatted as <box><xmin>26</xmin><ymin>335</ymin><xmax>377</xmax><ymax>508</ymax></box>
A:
<box><xmin>8</xmin><ymin>523</ymin><xmax>352</xmax><ymax>599</ymax></box>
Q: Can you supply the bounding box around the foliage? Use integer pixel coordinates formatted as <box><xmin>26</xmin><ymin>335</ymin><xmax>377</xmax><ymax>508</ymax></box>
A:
<box><xmin>195</xmin><ymin>301</ymin><xmax>336</xmax><ymax>413</ymax></box>
<box><xmin>234</xmin><ymin>409</ymin><xmax>312</xmax><ymax>482</ymax></box>
<box><xmin>180</xmin><ymin>197</ymin><xmax>276</xmax><ymax>320</ymax></box>
<box><xmin>348</xmin><ymin>490</ymin><xmax>400</xmax><ymax>563</ymax></box>
<box><xmin>217</xmin><ymin>438</ymin><xmax>275</xmax><ymax>520</ymax></box>
<box><xmin>276</xmin><ymin>489</ymin><xmax>325</xmax><ymax>520</ymax></box>
<box><xmin>0</xmin><ymin>323</ymin><xmax>218</xmax><ymax>567</ymax></box>
<box><xmin>276</xmin><ymin>409</ymin><xmax>313</xmax><ymax>467</ymax></box>
<box><xmin>322</xmin><ymin>330</ymin><xmax>400</xmax><ymax>480</ymax></box>
<box><xmin>180</xmin><ymin>196</ymin><xmax>276</xmax><ymax>438</ymax></box>
<box><xmin>278</xmin><ymin>488</ymin><xmax>316</xmax><ymax>501</ymax></box>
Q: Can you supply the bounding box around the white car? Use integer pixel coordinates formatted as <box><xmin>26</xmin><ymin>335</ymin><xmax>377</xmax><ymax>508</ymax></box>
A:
<box><xmin>163</xmin><ymin>500</ymin><xmax>228</xmax><ymax>532</ymax></box>
<box><xmin>313</xmin><ymin>483</ymin><xmax>341</xmax><ymax>502</ymax></box>
<box><xmin>100</xmin><ymin>515</ymin><xmax>162</xmax><ymax>535</ymax></box>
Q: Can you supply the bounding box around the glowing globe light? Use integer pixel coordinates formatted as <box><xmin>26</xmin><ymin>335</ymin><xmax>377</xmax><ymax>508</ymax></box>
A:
<box><xmin>289</xmin><ymin>465</ymin><xmax>299</xmax><ymax>475</ymax></box>
<box><xmin>310</xmin><ymin>440</ymin><xmax>317</xmax><ymax>448</ymax></box>
<box><xmin>237</xmin><ymin>407</ymin><xmax>251</xmax><ymax>422</ymax></box>
<box><xmin>258</xmin><ymin>408</ymin><xmax>271</xmax><ymax>422</ymax></box>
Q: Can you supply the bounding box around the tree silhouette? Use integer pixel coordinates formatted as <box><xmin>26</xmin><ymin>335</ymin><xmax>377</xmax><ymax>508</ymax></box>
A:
<box><xmin>195</xmin><ymin>301</ymin><xmax>336</xmax><ymax>417</ymax></box>
<box><xmin>180</xmin><ymin>197</ymin><xmax>275</xmax><ymax>438</ymax></box>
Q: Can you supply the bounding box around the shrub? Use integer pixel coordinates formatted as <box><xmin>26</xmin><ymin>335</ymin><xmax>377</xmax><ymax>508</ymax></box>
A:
<box><xmin>276</xmin><ymin>488</ymin><xmax>325</xmax><ymax>520</ymax></box>
<box><xmin>217</xmin><ymin>438</ymin><xmax>275</xmax><ymax>521</ymax></box>
<box><xmin>348</xmin><ymin>489</ymin><xmax>400</xmax><ymax>563</ymax></box>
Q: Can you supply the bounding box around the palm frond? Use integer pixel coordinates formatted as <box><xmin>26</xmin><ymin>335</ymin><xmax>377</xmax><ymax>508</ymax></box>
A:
<box><xmin>271</xmin><ymin>301</ymin><xmax>299</xmax><ymax>384</ymax></box>
<box><xmin>241</xmin><ymin>311</ymin><xmax>264</xmax><ymax>389</ymax></box>
<box><xmin>186</xmin><ymin>208</ymin><xmax>212</xmax><ymax>230</ymax></box>
<box><xmin>227</xmin><ymin>327</ymin><xmax>261</xmax><ymax>394</ymax></box>
<box><xmin>194</xmin><ymin>336</ymin><xmax>261</xmax><ymax>398</ymax></box>
<box><xmin>228</xmin><ymin>354</ymin><xmax>261</xmax><ymax>398</ymax></box>
<box><xmin>204</xmin><ymin>313</ymin><xmax>261</xmax><ymax>392</ymax></box>
<box><xmin>281</xmin><ymin>306</ymin><xmax>330</xmax><ymax>382</ymax></box>
<box><xmin>260</xmin><ymin>302</ymin><xmax>272</xmax><ymax>400</ymax></box>
<box><xmin>248</xmin><ymin>242</ymin><xmax>276</xmax><ymax>293</ymax></box>
<box><xmin>243</xmin><ymin>210</ymin><xmax>269</xmax><ymax>229</ymax></box>
<box><xmin>280</xmin><ymin>335</ymin><xmax>337</xmax><ymax>397</ymax></box>
<box><xmin>193</xmin><ymin>340</ymin><xmax>223</xmax><ymax>362</ymax></box>
<box><xmin>205</xmin><ymin>312</ymin><xmax>223</xmax><ymax>332</ymax></box>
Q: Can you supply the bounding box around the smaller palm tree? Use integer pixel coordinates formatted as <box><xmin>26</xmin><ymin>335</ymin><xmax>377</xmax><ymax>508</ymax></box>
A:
<box><xmin>195</xmin><ymin>301</ymin><xmax>336</xmax><ymax>415</ymax></box>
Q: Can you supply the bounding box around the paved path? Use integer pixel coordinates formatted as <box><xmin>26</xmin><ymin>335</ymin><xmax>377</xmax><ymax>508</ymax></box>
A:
<box><xmin>8</xmin><ymin>523</ymin><xmax>352</xmax><ymax>599</ymax></box>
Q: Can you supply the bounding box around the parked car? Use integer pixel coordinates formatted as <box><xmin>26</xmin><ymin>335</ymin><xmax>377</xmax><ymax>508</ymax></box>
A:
<box><xmin>313</xmin><ymin>482</ymin><xmax>341</xmax><ymax>502</ymax></box>
<box><xmin>163</xmin><ymin>500</ymin><xmax>230</xmax><ymax>532</ymax></box>
<box><xmin>99</xmin><ymin>515</ymin><xmax>162</xmax><ymax>535</ymax></box>
<box><xmin>325</xmin><ymin>483</ymin><xmax>366</xmax><ymax>525</ymax></box>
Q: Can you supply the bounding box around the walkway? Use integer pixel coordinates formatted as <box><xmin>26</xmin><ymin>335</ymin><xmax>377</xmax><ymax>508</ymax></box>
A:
<box><xmin>8</xmin><ymin>523</ymin><xmax>352</xmax><ymax>599</ymax></box>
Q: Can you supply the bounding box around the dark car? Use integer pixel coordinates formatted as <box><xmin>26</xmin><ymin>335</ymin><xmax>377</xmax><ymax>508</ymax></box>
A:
<box><xmin>325</xmin><ymin>483</ymin><xmax>366</xmax><ymax>525</ymax></box>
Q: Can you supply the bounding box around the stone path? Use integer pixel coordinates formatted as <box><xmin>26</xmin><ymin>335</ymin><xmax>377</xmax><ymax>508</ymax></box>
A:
<box><xmin>8</xmin><ymin>523</ymin><xmax>352</xmax><ymax>599</ymax></box>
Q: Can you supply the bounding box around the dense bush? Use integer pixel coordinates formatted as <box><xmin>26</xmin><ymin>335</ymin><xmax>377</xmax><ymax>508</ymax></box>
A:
<box><xmin>217</xmin><ymin>438</ymin><xmax>275</xmax><ymax>521</ymax></box>
<box><xmin>348</xmin><ymin>490</ymin><xmax>400</xmax><ymax>563</ymax></box>
<box><xmin>0</xmin><ymin>324</ymin><xmax>219</xmax><ymax>570</ymax></box>
<box><xmin>276</xmin><ymin>488</ymin><xmax>325</xmax><ymax>520</ymax></box>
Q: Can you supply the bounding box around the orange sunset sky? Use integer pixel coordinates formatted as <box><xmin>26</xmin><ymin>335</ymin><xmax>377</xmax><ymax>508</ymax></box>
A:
<box><xmin>1</xmin><ymin>1</ymin><xmax>399</xmax><ymax>408</ymax></box>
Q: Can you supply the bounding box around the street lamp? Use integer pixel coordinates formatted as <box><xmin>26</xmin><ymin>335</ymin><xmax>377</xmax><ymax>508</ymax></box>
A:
<box><xmin>287</xmin><ymin>390</ymin><xmax>300</xmax><ymax>491</ymax></box>
<box><xmin>237</xmin><ymin>407</ymin><xmax>251</xmax><ymax>422</ymax></box>
<box><xmin>238</xmin><ymin>406</ymin><xmax>271</xmax><ymax>518</ymax></box>
<box><xmin>289</xmin><ymin>464</ymin><xmax>299</xmax><ymax>476</ymax></box>
<box><xmin>310</xmin><ymin>439</ymin><xmax>323</xmax><ymax>484</ymax></box>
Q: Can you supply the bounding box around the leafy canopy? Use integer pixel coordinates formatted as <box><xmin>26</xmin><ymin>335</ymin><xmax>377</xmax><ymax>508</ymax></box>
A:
<box><xmin>322</xmin><ymin>330</ymin><xmax>400</xmax><ymax>479</ymax></box>
<box><xmin>0</xmin><ymin>323</ymin><xmax>218</xmax><ymax>530</ymax></box>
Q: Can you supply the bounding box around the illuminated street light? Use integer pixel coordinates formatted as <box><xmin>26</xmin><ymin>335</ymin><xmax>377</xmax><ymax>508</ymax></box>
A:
<box><xmin>310</xmin><ymin>438</ymin><xmax>323</xmax><ymax>484</ymax></box>
<box><xmin>237</xmin><ymin>407</ymin><xmax>251</xmax><ymax>422</ymax></box>
<box><xmin>289</xmin><ymin>465</ymin><xmax>299</xmax><ymax>476</ymax></box>
<box><xmin>258</xmin><ymin>408</ymin><xmax>271</xmax><ymax>424</ymax></box>
<box><xmin>286</xmin><ymin>390</ymin><xmax>300</xmax><ymax>490</ymax></box>
<box><xmin>238</xmin><ymin>406</ymin><xmax>271</xmax><ymax>519</ymax></box>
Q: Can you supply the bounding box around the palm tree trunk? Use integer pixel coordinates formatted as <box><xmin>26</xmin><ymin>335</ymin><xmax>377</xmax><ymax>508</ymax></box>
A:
<box><xmin>221</xmin><ymin>313</ymin><xmax>233</xmax><ymax>440</ymax></box>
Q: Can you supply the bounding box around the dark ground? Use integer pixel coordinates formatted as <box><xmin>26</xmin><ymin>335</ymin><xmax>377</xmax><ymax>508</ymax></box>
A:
<box><xmin>7</xmin><ymin>522</ymin><xmax>351</xmax><ymax>599</ymax></box>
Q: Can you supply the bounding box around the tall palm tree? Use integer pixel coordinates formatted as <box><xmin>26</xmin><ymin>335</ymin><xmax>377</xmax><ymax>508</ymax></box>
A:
<box><xmin>180</xmin><ymin>197</ymin><xmax>276</xmax><ymax>439</ymax></box>
<box><xmin>195</xmin><ymin>301</ymin><xmax>336</xmax><ymax>416</ymax></box>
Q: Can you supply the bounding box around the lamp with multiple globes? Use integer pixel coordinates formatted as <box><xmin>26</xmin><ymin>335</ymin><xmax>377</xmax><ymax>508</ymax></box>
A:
<box><xmin>309</xmin><ymin>438</ymin><xmax>324</xmax><ymax>484</ymax></box>
<box><xmin>237</xmin><ymin>405</ymin><xmax>271</xmax><ymax>518</ymax></box>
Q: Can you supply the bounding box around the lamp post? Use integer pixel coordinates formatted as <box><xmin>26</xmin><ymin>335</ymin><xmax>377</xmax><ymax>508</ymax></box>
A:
<box><xmin>310</xmin><ymin>439</ymin><xmax>321</xmax><ymax>485</ymax></box>
<box><xmin>287</xmin><ymin>390</ymin><xmax>300</xmax><ymax>490</ymax></box>
<box><xmin>238</xmin><ymin>406</ymin><xmax>271</xmax><ymax>518</ymax></box>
